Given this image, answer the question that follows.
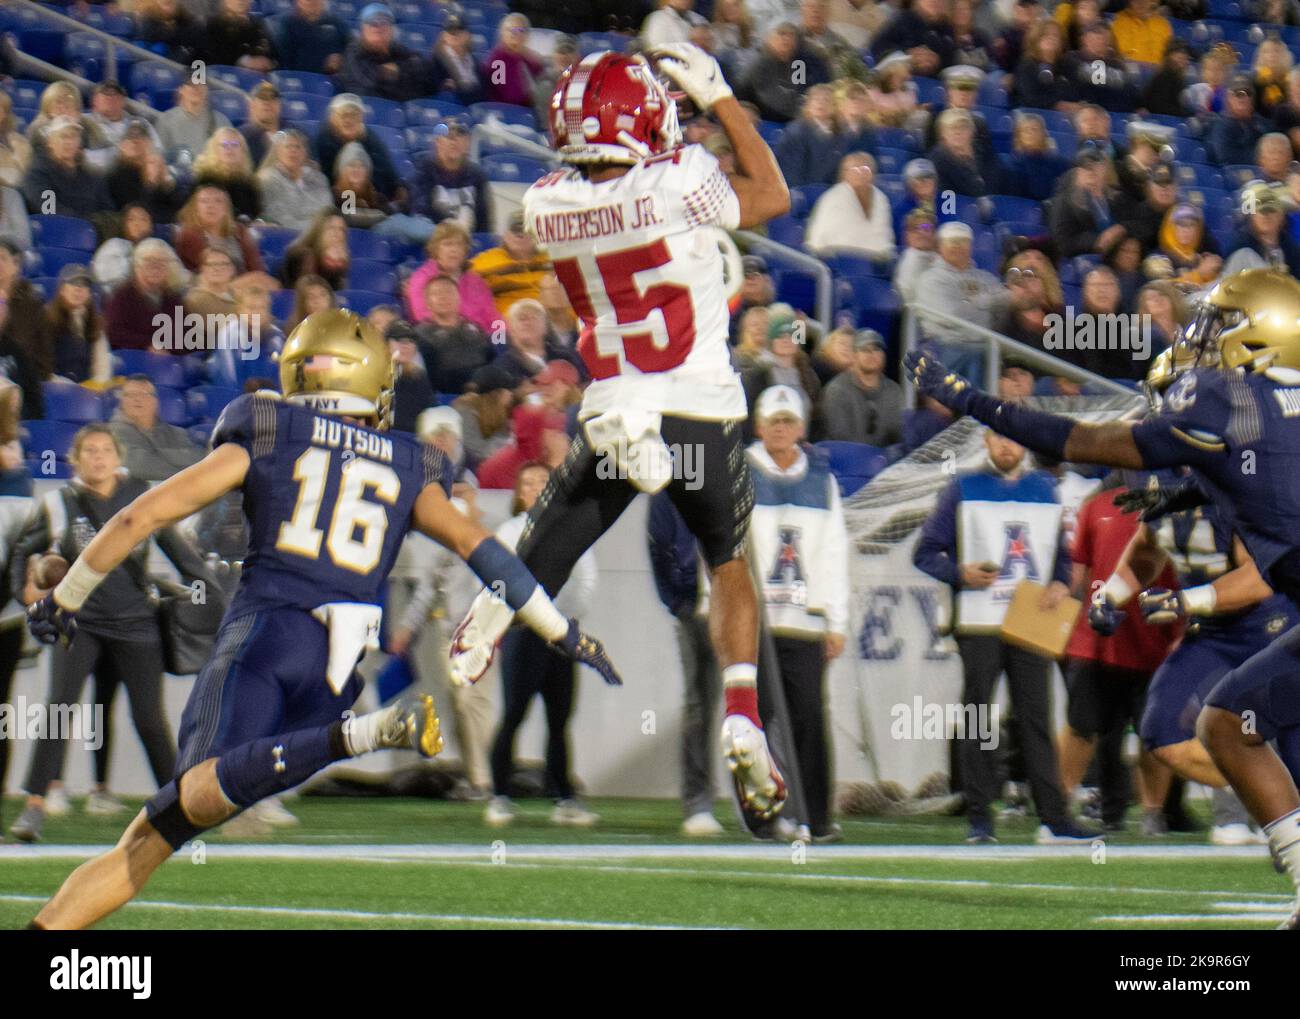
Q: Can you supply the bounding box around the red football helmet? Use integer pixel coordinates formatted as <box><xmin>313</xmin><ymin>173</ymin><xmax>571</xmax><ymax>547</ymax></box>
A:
<box><xmin>548</xmin><ymin>51</ymin><xmax>683</xmax><ymax>166</ymax></box>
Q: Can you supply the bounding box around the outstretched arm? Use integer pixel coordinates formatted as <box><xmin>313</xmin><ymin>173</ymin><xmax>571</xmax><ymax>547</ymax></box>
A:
<box><xmin>1143</xmin><ymin>534</ymin><xmax>1275</xmax><ymax>622</ymax></box>
<box><xmin>51</xmin><ymin>443</ymin><xmax>251</xmax><ymax>612</ymax></box>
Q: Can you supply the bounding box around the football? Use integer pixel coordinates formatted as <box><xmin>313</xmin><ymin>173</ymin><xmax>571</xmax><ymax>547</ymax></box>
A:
<box><xmin>32</xmin><ymin>553</ymin><xmax>69</xmax><ymax>590</ymax></box>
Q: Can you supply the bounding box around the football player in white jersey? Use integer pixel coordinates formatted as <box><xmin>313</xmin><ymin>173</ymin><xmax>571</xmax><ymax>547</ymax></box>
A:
<box><xmin>448</xmin><ymin>43</ymin><xmax>793</xmax><ymax>827</ymax></box>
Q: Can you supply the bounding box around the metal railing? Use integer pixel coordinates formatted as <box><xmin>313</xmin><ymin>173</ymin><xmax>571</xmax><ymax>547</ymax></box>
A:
<box><xmin>902</xmin><ymin>302</ymin><xmax>1148</xmax><ymax>408</ymax></box>
<box><xmin>469</xmin><ymin>119</ymin><xmax>834</xmax><ymax>329</ymax></box>
<box><xmin>9</xmin><ymin>0</ymin><xmax>247</xmax><ymax>96</ymax></box>
<box><xmin>10</xmin><ymin>49</ymin><xmax>162</xmax><ymax>121</ymax></box>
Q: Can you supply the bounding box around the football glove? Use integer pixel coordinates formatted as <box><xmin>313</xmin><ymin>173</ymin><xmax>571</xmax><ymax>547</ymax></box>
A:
<box><xmin>1087</xmin><ymin>590</ymin><xmax>1125</xmax><ymax>636</ymax></box>
<box><xmin>28</xmin><ymin>592</ymin><xmax>76</xmax><ymax>646</ymax></box>
<box><xmin>447</xmin><ymin>586</ymin><xmax>516</xmax><ymax>687</ymax></box>
<box><xmin>651</xmin><ymin>43</ymin><xmax>734</xmax><ymax>112</ymax></box>
<box><xmin>555</xmin><ymin>619</ymin><xmax>623</xmax><ymax>686</ymax></box>
<box><xmin>1138</xmin><ymin>587</ymin><xmax>1186</xmax><ymax>625</ymax></box>
<box><xmin>903</xmin><ymin>350</ymin><xmax>975</xmax><ymax>415</ymax></box>
<box><xmin>1112</xmin><ymin>480</ymin><xmax>1207</xmax><ymax>522</ymax></box>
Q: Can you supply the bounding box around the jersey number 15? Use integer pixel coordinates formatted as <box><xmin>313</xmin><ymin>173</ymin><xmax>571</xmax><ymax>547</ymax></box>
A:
<box><xmin>552</xmin><ymin>238</ymin><xmax>697</xmax><ymax>380</ymax></box>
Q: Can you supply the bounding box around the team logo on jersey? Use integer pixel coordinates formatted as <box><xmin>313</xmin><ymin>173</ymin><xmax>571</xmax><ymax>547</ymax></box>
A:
<box><xmin>765</xmin><ymin>526</ymin><xmax>808</xmax><ymax>608</ymax></box>
<box><xmin>1165</xmin><ymin>373</ymin><xmax>1197</xmax><ymax>414</ymax></box>
<box><xmin>997</xmin><ymin>523</ymin><xmax>1039</xmax><ymax>582</ymax></box>
<box><xmin>1267</xmin><ymin>614</ymin><xmax>1288</xmax><ymax>636</ymax></box>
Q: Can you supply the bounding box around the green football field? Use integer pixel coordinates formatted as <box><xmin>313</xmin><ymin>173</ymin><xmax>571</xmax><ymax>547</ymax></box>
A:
<box><xmin>0</xmin><ymin>795</ymin><xmax>1293</xmax><ymax>930</ymax></box>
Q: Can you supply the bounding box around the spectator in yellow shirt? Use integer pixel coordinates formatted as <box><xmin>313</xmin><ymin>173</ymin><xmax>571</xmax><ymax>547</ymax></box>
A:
<box><xmin>1111</xmin><ymin>0</ymin><xmax>1172</xmax><ymax>66</ymax></box>
<box><xmin>470</xmin><ymin>210</ymin><xmax>552</xmax><ymax>317</ymax></box>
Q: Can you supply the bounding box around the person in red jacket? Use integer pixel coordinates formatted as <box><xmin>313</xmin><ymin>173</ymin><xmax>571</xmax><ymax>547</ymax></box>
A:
<box><xmin>1061</xmin><ymin>477</ymin><xmax>1183</xmax><ymax>833</ymax></box>
<box><xmin>477</xmin><ymin>403</ymin><xmax>569</xmax><ymax>490</ymax></box>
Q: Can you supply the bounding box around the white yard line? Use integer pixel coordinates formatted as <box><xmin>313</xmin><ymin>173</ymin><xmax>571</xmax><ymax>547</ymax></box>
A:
<box><xmin>0</xmin><ymin>893</ymin><xmax>728</xmax><ymax>930</ymax></box>
<box><xmin>1094</xmin><ymin>913</ymin><xmax>1287</xmax><ymax>925</ymax></box>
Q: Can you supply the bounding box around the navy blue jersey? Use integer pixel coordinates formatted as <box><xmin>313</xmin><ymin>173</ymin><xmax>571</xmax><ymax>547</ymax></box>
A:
<box><xmin>1133</xmin><ymin>367</ymin><xmax>1300</xmax><ymax>600</ymax></box>
<box><xmin>211</xmin><ymin>393</ymin><xmax>453</xmax><ymax>620</ymax></box>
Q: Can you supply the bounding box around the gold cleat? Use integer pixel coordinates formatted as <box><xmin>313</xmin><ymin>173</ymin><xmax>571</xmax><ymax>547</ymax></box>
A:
<box><xmin>377</xmin><ymin>694</ymin><xmax>445</xmax><ymax>759</ymax></box>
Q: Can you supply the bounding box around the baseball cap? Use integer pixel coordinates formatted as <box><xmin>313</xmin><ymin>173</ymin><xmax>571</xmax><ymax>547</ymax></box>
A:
<box><xmin>742</xmin><ymin>254</ymin><xmax>769</xmax><ymax>276</ymax></box>
<box><xmin>875</xmin><ymin>51</ymin><xmax>911</xmax><ymax>74</ymax></box>
<box><xmin>471</xmin><ymin>362</ymin><xmax>517</xmax><ymax>393</ymax></box>
<box><xmin>384</xmin><ymin>320</ymin><xmax>419</xmax><ymax>343</ymax></box>
<box><xmin>903</xmin><ymin>158</ymin><xmax>937</xmax><ymax>181</ymax></box>
<box><xmin>251</xmin><ymin>81</ymin><xmax>281</xmax><ymax>101</ymax></box>
<box><xmin>854</xmin><ymin>328</ymin><xmax>885</xmax><ymax>352</ymax></box>
<box><xmin>359</xmin><ymin>2</ymin><xmax>394</xmax><ymax>24</ymax></box>
<box><xmin>416</xmin><ymin>405</ymin><xmax>463</xmax><ymax>442</ymax></box>
<box><xmin>936</xmin><ymin>220</ymin><xmax>974</xmax><ymax>242</ymax></box>
<box><xmin>1170</xmin><ymin>202</ymin><xmax>1202</xmax><ymax>225</ymax></box>
<box><xmin>755</xmin><ymin>385</ymin><xmax>805</xmax><ymax>423</ymax></box>
<box><xmin>767</xmin><ymin>313</ymin><xmax>796</xmax><ymax>340</ymax></box>
<box><xmin>534</xmin><ymin>359</ymin><xmax>579</xmax><ymax>387</ymax></box>
<box><xmin>506</xmin><ymin>209</ymin><xmax>527</xmax><ymax>234</ymax></box>
<box><xmin>1228</xmin><ymin>73</ymin><xmax>1255</xmax><ymax>95</ymax></box>
<box><xmin>57</xmin><ymin>263</ymin><xmax>92</xmax><ymax>288</ymax></box>
<box><xmin>329</xmin><ymin>93</ymin><xmax>365</xmax><ymax>114</ymax></box>
<box><xmin>942</xmin><ymin>64</ymin><xmax>984</xmax><ymax>89</ymax></box>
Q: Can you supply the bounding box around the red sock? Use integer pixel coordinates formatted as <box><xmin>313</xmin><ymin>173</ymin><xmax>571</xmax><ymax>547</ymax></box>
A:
<box><xmin>723</xmin><ymin>665</ymin><xmax>761</xmax><ymax>726</ymax></box>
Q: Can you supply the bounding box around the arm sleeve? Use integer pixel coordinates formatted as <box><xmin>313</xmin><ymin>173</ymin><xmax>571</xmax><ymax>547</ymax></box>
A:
<box><xmin>912</xmin><ymin>479</ymin><xmax>962</xmax><ymax>588</ymax></box>
<box><xmin>678</xmin><ymin>145</ymin><xmax>741</xmax><ymax>230</ymax></box>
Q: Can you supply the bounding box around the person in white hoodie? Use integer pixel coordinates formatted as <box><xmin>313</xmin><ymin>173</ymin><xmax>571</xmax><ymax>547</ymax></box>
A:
<box><xmin>804</xmin><ymin>151</ymin><xmax>897</xmax><ymax>260</ymax></box>
<box><xmin>484</xmin><ymin>461</ymin><xmax>599</xmax><ymax>829</ymax></box>
<box><xmin>747</xmin><ymin>385</ymin><xmax>850</xmax><ymax>841</ymax></box>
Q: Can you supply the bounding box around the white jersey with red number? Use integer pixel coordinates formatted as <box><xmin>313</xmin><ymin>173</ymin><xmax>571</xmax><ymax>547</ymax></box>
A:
<box><xmin>522</xmin><ymin>143</ymin><xmax>746</xmax><ymax>422</ymax></box>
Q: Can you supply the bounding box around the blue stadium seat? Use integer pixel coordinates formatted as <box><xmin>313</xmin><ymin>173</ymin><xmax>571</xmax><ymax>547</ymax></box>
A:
<box><xmin>188</xmin><ymin>422</ymin><xmax>214</xmax><ymax>447</ymax></box>
<box><xmin>873</xmin><ymin>128</ymin><xmax>921</xmax><ymax>152</ymax></box>
<box><xmin>32</xmin><ymin>214</ymin><xmax>97</xmax><ymax>251</ymax></box>
<box><xmin>210</xmin><ymin>90</ymin><xmax>249</xmax><ymax>123</ymax></box>
<box><xmin>1221</xmin><ymin>164</ymin><xmax>1258</xmax><ymax>189</ymax></box>
<box><xmin>255</xmin><ymin>226</ymin><xmax>298</xmax><ymax>261</ymax></box>
<box><xmin>154</xmin><ymin>385</ymin><xmax>190</xmax><ymax>427</ymax></box>
<box><xmin>186</xmin><ymin>385</ymin><xmax>242</xmax><ymax>421</ymax></box>
<box><xmin>25</xmin><ymin>457</ymin><xmax>72</xmax><ymax>480</ymax></box>
<box><xmin>772</xmin><ymin>266</ymin><xmax>817</xmax><ymax>312</ymax></box>
<box><xmin>1175</xmin><ymin>162</ymin><xmax>1226</xmax><ymax>190</ymax></box>
<box><xmin>346</xmin><ymin>260</ymin><xmax>399</xmax><ymax>293</ymax></box>
<box><xmin>347</xmin><ymin>230</ymin><xmax>393</xmax><ymax>262</ymax></box>
<box><xmin>370</xmin><ymin>124</ymin><xmax>408</xmax><ymax>161</ymax></box>
<box><xmin>1024</xmin><ymin>107</ymin><xmax>1073</xmax><ymax>133</ymax></box>
<box><xmin>975</xmin><ymin>108</ymin><xmax>1014</xmax><ymax>133</ymax></box>
<box><xmin>84</xmin><ymin>8</ymin><xmax>135</xmax><ymax>35</ymax></box>
<box><xmin>358</xmin><ymin>96</ymin><xmax>407</xmax><ymax>129</ymax></box>
<box><xmin>983</xmin><ymin>195</ymin><xmax>1044</xmax><ymax>227</ymax></box>
<box><xmin>41</xmin><ymin>382</ymin><xmax>103</xmax><ymax>423</ymax></box>
<box><xmin>756</xmin><ymin>120</ymin><xmax>784</xmax><ymax>147</ymax></box>
<box><xmin>1184</xmin><ymin>185</ymin><xmax>1235</xmax><ymax>215</ymax></box>
<box><xmin>130</xmin><ymin>63</ymin><xmax>184</xmax><ymax>100</ymax></box>
<box><xmin>815</xmin><ymin>440</ymin><xmax>888</xmax><ymax>497</ymax></box>
<box><xmin>20</xmin><ymin>419</ymin><xmax>81</xmax><ymax>460</ymax></box>
<box><xmin>912</xmin><ymin>76</ymin><xmax>944</xmax><ymax>106</ymax></box>
<box><xmin>470</xmin><ymin>102</ymin><xmax>539</xmax><ymax>130</ymax></box>
<box><xmin>280</xmin><ymin>91</ymin><xmax>330</xmax><ymax>122</ymax></box>
<box><xmin>209</xmin><ymin>65</ymin><xmax>269</xmax><ymax>91</ymax></box>
<box><xmin>766</xmin><ymin>216</ymin><xmax>804</xmax><ymax>249</ymax></box>
<box><xmin>834</xmin><ymin>275</ymin><xmax>900</xmax><ymax>334</ymax></box>
<box><xmin>789</xmin><ymin>184</ymin><xmax>829</xmax><ymax>219</ymax></box>
<box><xmin>17</xmin><ymin>29</ymin><xmax>65</xmax><ymax>65</ymax></box>
<box><xmin>394</xmin><ymin>0</ymin><xmax>441</xmax><ymax>23</ymax></box>
<box><xmin>825</xmin><ymin>253</ymin><xmax>892</xmax><ymax>279</ymax></box>
<box><xmin>9</xmin><ymin>79</ymin><xmax>47</xmax><ymax>111</ymax></box>
<box><xmin>113</xmin><ymin>350</ymin><xmax>187</xmax><ymax>387</ymax></box>
<box><xmin>873</xmin><ymin>146</ymin><xmax>915</xmax><ymax>176</ymax></box>
<box><xmin>270</xmin><ymin>290</ymin><xmax>296</xmax><ymax>322</ymax></box>
<box><xmin>40</xmin><ymin>247</ymin><xmax>94</xmax><ymax>277</ymax></box>
<box><xmin>235</xmin><ymin>355</ymin><xmax>281</xmax><ymax>385</ymax></box>
<box><xmin>65</xmin><ymin>33</ymin><xmax>108</xmax><ymax>79</ymax></box>
<box><xmin>405</xmin><ymin>98</ymin><xmax>469</xmax><ymax>126</ymax></box>
<box><xmin>337</xmin><ymin>289</ymin><xmax>396</xmax><ymax>314</ymax></box>
<box><xmin>578</xmin><ymin>31</ymin><xmax>630</xmax><ymax>54</ymax></box>
<box><xmin>404</xmin><ymin>125</ymin><xmax>441</xmax><ymax>154</ymax></box>
<box><xmin>482</xmin><ymin>153</ymin><xmax>551</xmax><ymax>183</ymax></box>
<box><xmin>270</xmin><ymin>70</ymin><xmax>336</xmax><ymax>96</ymax></box>
<box><xmin>397</xmin><ymin>23</ymin><xmax>440</xmax><ymax>50</ymax></box>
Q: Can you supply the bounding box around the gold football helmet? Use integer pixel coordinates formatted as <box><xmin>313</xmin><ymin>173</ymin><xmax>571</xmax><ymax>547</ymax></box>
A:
<box><xmin>1184</xmin><ymin>268</ymin><xmax>1300</xmax><ymax>373</ymax></box>
<box><xmin>279</xmin><ymin>309</ymin><xmax>395</xmax><ymax>428</ymax></box>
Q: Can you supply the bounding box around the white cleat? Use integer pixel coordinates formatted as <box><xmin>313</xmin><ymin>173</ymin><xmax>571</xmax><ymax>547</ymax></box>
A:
<box><xmin>1210</xmin><ymin>822</ymin><xmax>1267</xmax><ymax>846</ymax></box>
<box><xmin>551</xmin><ymin>798</ymin><xmax>598</xmax><ymax>827</ymax></box>
<box><xmin>250</xmin><ymin>796</ymin><xmax>299</xmax><ymax>827</ymax></box>
<box><xmin>484</xmin><ymin>796</ymin><xmax>515</xmax><ymax>827</ymax></box>
<box><xmin>682</xmin><ymin>811</ymin><xmax>723</xmax><ymax>837</ymax></box>
<box><xmin>374</xmin><ymin>694</ymin><xmax>445</xmax><ymax>759</ymax></box>
<box><xmin>84</xmin><ymin>790</ymin><xmax>125</xmax><ymax>816</ymax></box>
<box><xmin>721</xmin><ymin>715</ymin><xmax>787</xmax><ymax>824</ymax></box>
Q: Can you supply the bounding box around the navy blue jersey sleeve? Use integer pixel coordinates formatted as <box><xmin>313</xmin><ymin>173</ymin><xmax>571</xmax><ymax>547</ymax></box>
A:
<box><xmin>1131</xmin><ymin>369</ymin><xmax>1234</xmax><ymax>472</ymax></box>
<box><xmin>420</xmin><ymin>442</ymin><xmax>454</xmax><ymax>497</ymax></box>
<box><xmin>210</xmin><ymin>393</ymin><xmax>280</xmax><ymax>461</ymax></box>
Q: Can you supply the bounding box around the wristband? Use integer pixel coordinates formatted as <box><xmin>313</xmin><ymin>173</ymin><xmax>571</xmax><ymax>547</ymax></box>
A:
<box><xmin>52</xmin><ymin>558</ymin><xmax>106</xmax><ymax>612</ymax></box>
<box><xmin>1182</xmin><ymin>585</ymin><xmax>1217</xmax><ymax>616</ymax></box>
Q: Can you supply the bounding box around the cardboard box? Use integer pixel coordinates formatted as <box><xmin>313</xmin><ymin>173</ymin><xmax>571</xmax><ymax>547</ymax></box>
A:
<box><xmin>998</xmin><ymin>579</ymin><xmax>1081</xmax><ymax>660</ymax></box>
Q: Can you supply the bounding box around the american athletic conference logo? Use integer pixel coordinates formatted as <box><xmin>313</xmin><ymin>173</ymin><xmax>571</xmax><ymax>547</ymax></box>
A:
<box><xmin>998</xmin><ymin>522</ymin><xmax>1039</xmax><ymax>582</ymax></box>
<box><xmin>765</xmin><ymin>526</ymin><xmax>808</xmax><ymax>608</ymax></box>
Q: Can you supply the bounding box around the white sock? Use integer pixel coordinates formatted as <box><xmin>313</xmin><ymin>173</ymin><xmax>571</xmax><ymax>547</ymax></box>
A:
<box><xmin>1265</xmin><ymin>808</ymin><xmax>1300</xmax><ymax>893</ymax></box>
<box><xmin>722</xmin><ymin>663</ymin><xmax>757</xmax><ymax>689</ymax></box>
<box><xmin>341</xmin><ymin>710</ymin><xmax>383</xmax><ymax>757</ymax></box>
